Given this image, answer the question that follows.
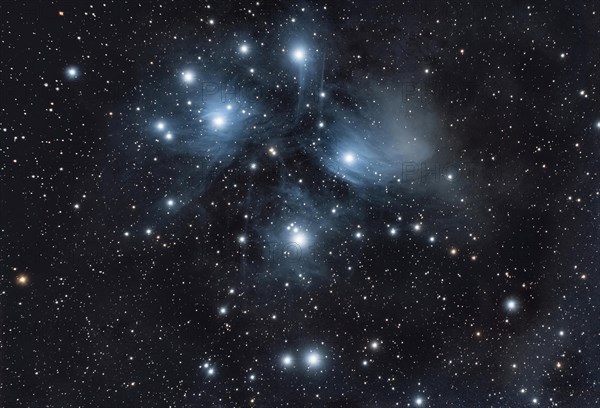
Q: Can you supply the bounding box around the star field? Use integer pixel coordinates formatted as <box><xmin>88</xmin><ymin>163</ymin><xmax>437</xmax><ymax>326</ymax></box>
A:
<box><xmin>1</xmin><ymin>1</ymin><xmax>599</xmax><ymax>407</ymax></box>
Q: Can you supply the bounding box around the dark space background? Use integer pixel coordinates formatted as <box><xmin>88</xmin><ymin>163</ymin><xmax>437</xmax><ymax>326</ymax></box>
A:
<box><xmin>1</xmin><ymin>0</ymin><xmax>599</xmax><ymax>407</ymax></box>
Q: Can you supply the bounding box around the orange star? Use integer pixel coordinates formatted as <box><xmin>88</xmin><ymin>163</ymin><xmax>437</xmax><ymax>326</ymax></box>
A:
<box><xmin>16</xmin><ymin>274</ymin><xmax>29</xmax><ymax>286</ymax></box>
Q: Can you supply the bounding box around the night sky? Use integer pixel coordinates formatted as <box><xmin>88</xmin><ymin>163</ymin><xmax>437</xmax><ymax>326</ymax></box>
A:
<box><xmin>1</xmin><ymin>1</ymin><xmax>599</xmax><ymax>407</ymax></box>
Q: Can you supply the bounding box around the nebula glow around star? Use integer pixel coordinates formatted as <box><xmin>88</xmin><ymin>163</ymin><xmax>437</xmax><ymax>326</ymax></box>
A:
<box><xmin>306</xmin><ymin>352</ymin><xmax>321</xmax><ymax>367</ymax></box>
<box><xmin>322</xmin><ymin>97</ymin><xmax>439</xmax><ymax>191</ymax></box>
<box><xmin>212</xmin><ymin>115</ymin><xmax>225</xmax><ymax>128</ymax></box>
<box><xmin>182</xmin><ymin>70</ymin><xmax>195</xmax><ymax>83</ymax></box>
<box><xmin>292</xmin><ymin>48</ymin><xmax>306</xmax><ymax>61</ymax></box>
<box><xmin>4</xmin><ymin>1</ymin><xmax>599</xmax><ymax>407</ymax></box>
<box><xmin>343</xmin><ymin>152</ymin><xmax>356</xmax><ymax>165</ymax></box>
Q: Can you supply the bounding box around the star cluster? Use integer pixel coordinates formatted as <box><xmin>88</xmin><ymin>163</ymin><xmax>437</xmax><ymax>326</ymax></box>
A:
<box><xmin>2</xmin><ymin>1</ymin><xmax>599</xmax><ymax>407</ymax></box>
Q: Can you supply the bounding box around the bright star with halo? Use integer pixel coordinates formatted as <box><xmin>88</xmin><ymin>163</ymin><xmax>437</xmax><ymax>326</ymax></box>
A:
<box><xmin>65</xmin><ymin>66</ymin><xmax>79</xmax><ymax>79</ymax></box>
<box><xmin>343</xmin><ymin>153</ymin><xmax>355</xmax><ymax>164</ymax></box>
<box><xmin>213</xmin><ymin>116</ymin><xmax>225</xmax><ymax>128</ymax></box>
<box><xmin>306</xmin><ymin>352</ymin><xmax>320</xmax><ymax>366</ymax></box>
<box><xmin>292</xmin><ymin>48</ymin><xmax>306</xmax><ymax>61</ymax></box>
<box><xmin>182</xmin><ymin>70</ymin><xmax>195</xmax><ymax>83</ymax></box>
